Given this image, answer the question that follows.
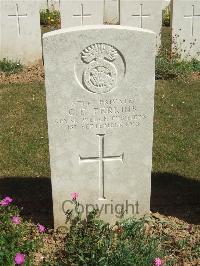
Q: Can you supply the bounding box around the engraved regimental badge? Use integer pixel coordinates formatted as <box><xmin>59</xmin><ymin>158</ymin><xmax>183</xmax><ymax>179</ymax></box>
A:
<box><xmin>75</xmin><ymin>43</ymin><xmax>126</xmax><ymax>94</ymax></box>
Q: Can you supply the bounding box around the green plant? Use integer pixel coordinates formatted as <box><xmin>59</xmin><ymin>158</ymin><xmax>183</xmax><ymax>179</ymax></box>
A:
<box><xmin>155</xmin><ymin>55</ymin><xmax>193</xmax><ymax>80</ymax></box>
<box><xmin>0</xmin><ymin>58</ymin><xmax>23</xmax><ymax>75</ymax></box>
<box><xmin>56</xmin><ymin>200</ymin><xmax>167</xmax><ymax>266</ymax></box>
<box><xmin>191</xmin><ymin>59</ymin><xmax>200</xmax><ymax>72</ymax></box>
<box><xmin>156</xmin><ymin>27</ymin><xmax>200</xmax><ymax>80</ymax></box>
<box><xmin>0</xmin><ymin>197</ymin><xmax>44</xmax><ymax>265</ymax></box>
<box><xmin>40</xmin><ymin>9</ymin><xmax>60</xmax><ymax>27</ymax></box>
<box><xmin>162</xmin><ymin>6</ymin><xmax>170</xmax><ymax>27</ymax></box>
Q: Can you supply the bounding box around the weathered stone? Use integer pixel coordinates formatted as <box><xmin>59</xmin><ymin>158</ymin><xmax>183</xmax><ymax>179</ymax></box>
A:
<box><xmin>0</xmin><ymin>0</ymin><xmax>42</xmax><ymax>64</ymax></box>
<box><xmin>43</xmin><ymin>25</ymin><xmax>156</xmax><ymax>227</ymax></box>
<box><xmin>60</xmin><ymin>0</ymin><xmax>104</xmax><ymax>27</ymax></box>
<box><xmin>120</xmin><ymin>0</ymin><xmax>162</xmax><ymax>50</ymax></box>
<box><xmin>172</xmin><ymin>0</ymin><xmax>200</xmax><ymax>60</ymax></box>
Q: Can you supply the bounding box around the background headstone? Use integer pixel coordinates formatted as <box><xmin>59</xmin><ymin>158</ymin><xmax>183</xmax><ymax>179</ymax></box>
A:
<box><xmin>120</xmin><ymin>0</ymin><xmax>162</xmax><ymax>50</ymax></box>
<box><xmin>104</xmin><ymin>0</ymin><xmax>119</xmax><ymax>24</ymax></box>
<box><xmin>172</xmin><ymin>0</ymin><xmax>200</xmax><ymax>60</ymax></box>
<box><xmin>43</xmin><ymin>25</ymin><xmax>156</xmax><ymax>227</ymax></box>
<box><xmin>162</xmin><ymin>0</ymin><xmax>170</xmax><ymax>10</ymax></box>
<box><xmin>0</xmin><ymin>0</ymin><xmax>42</xmax><ymax>64</ymax></box>
<box><xmin>60</xmin><ymin>0</ymin><xmax>104</xmax><ymax>28</ymax></box>
<box><xmin>47</xmin><ymin>0</ymin><xmax>60</xmax><ymax>10</ymax></box>
<box><xmin>39</xmin><ymin>0</ymin><xmax>48</xmax><ymax>10</ymax></box>
<box><xmin>39</xmin><ymin>0</ymin><xmax>60</xmax><ymax>10</ymax></box>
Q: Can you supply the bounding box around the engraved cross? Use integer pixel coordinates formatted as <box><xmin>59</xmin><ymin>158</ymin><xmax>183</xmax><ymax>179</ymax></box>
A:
<box><xmin>8</xmin><ymin>3</ymin><xmax>28</xmax><ymax>36</ymax></box>
<box><xmin>184</xmin><ymin>5</ymin><xmax>200</xmax><ymax>36</ymax></box>
<box><xmin>73</xmin><ymin>3</ymin><xmax>92</xmax><ymax>26</ymax></box>
<box><xmin>131</xmin><ymin>4</ymin><xmax>150</xmax><ymax>28</ymax></box>
<box><xmin>79</xmin><ymin>134</ymin><xmax>124</xmax><ymax>200</ymax></box>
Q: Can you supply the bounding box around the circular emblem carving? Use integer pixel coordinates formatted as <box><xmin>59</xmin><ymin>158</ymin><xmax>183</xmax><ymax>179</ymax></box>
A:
<box><xmin>83</xmin><ymin>59</ymin><xmax>117</xmax><ymax>94</ymax></box>
<box><xmin>75</xmin><ymin>43</ymin><xmax>126</xmax><ymax>94</ymax></box>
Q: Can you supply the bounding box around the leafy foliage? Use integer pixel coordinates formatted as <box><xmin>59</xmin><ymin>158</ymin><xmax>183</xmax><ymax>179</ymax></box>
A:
<box><xmin>162</xmin><ymin>6</ymin><xmax>170</xmax><ymax>27</ymax></box>
<box><xmin>155</xmin><ymin>55</ymin><xmax>193</xmax><ymax>80</ymax></box>
<box><xmin>56</xmin><ymin>201</ymin><xmax>166</xmax><ymax>266</ymax></box>
<box><xmin>155</xmin><ymin>27</ymin><xmax>200</xmax><ymax>80</ymax></box>
<box><xmin>0</xmin><ymin>198</ymin><xmax>43</xmax><ymax>265</ymax></box>
<box><xmin>0</xmin><ymin>58</ymin><xmax>23</xmax><ymax>75</ymax></box>
<box><xmin>40</xmin><ymin>9</ymin><xmax>60</xmax><ymax>28</ymax></box>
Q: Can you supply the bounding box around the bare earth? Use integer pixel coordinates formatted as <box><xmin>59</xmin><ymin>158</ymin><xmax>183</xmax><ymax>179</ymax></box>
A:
<box><xmin>0</xmin><ymin>63</ymin><xmax>44</xmax><ymax>84</ymax></box>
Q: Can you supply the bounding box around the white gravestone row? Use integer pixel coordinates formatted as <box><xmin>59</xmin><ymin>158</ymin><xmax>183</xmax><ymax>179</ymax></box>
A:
<box><xmin>0</xmin><ymin>0</ymin><xmax>170</xmax><ymax>64</ymax></box>
<box><xmin>120</xmin><ymin>0</ymin><xmax>163</xmax><ymax>49</ymax></box>
<box><xmin>172</xmin><ymin>0</ymin><xmax>200</xmax><ymax>60</ymax></box>
<box><xmin>60</xmin><ymin>0</ymin><xmax>104</xmax><ymax>27</ymax></box>
<box><xmin>60</xmin><ymin>0</ymin><xmax>163</xmax><ymax>49</ymax></box>
<box><xmin>0</xmin><ymin>0</ymin><xmax>42</xmax><ymax>64</ymax></box>
<box><xmin>43</xmin><ymin>25</ymin><xmax>156</xmax><ymax>227</ymax></box>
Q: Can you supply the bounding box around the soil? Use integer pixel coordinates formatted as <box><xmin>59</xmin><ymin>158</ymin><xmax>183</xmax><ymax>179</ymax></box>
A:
<box><xmin>192</xmin><ymin>71</ymin><xmax>200</xmax><ymax>80</ymax></box>
<box><xmin>0</xmin><ymin>62</ymin><xmax>44</xmax><ymax>84</ymax></box>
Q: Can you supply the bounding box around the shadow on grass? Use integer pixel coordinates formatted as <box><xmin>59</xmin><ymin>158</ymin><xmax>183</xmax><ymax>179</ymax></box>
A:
<box><xmin>0</xmin><ymin>177</ymin><xmax>53</xmax><ymax>227</ymax></box>
<box><xmin>151</xmin><ymin>173</ymin><xmax>200</xmax><ymax>225</ymax></box>
<box><xmin>0</xmin><ymin>173</ymin><xmax>199</xmax><ymax>227</ymax></box>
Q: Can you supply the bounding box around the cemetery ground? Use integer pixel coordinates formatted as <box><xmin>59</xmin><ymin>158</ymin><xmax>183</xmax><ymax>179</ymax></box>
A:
<box><xmin>0</xmin><ymin>67</ymin><xmax>200</xmax><ymax>266</ymax></box>
<box><xmin>0</xmin><ymin>25</ymin><xmax>200</xmax><ymax>266</ymax></box>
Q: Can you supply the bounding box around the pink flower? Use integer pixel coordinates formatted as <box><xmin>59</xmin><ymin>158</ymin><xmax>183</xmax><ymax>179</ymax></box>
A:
<box><xmin>14</xmin><ymin>253</ymin><xmax>25</xmax><ymax>265</ymax></box>
<box><xmin>12</xmin><ymin>216</ymin><xmax>21</xmax><ymax>225</ymax></box>
<box><xmin>0</xmin><ymin>196</ymin><xmax>13</xmax><ymax>206</ymax></box>
<box><xmin>153</xmin><ymin>258</ymin><xmax>162</xmax><ymax>266</ymax></box>
<box><xmin>71</xmin><ymin>192</ymin><xmax>79</xmax><ymax>200</ymax></box>
<box><xmin>38</xmin><ymin>223</ymin><xmax>46</xmax><ymax>233</ymax></box>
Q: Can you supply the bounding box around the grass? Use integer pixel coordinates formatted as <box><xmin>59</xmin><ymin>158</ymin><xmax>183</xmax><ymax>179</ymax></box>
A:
<box><xmin>0</xmin><ymin>79</ymin><xmax>199</xmax><ymax>180</ymax></box>
<box><xmin>153</xmin><ymin>79</ymin><xmax>200</xmax><ymax>180</ymax></box>
<box><xmin>0</xmin><ymin>83</ymin><xmax>50</xmax><ymax>177</ymax></box>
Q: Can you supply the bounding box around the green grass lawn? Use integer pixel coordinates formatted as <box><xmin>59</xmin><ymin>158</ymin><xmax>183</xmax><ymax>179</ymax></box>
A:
<box><xmin>0</xmin><ymin>82</ymin><xmax>50</xmax><ymax>177</ymax></box>
<box><xmin>0</xmin><ymin>80</ymin><xmax>199</xmax><ymax>179</ymax></box>
<box><xmin>153</xmin><ymin>79</ymin><xmax>200</xmax><ymax>180</ymax></box>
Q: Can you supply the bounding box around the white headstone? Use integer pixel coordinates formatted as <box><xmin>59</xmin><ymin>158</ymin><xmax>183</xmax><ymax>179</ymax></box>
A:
<box><xmin>39</xmin><ymin>0</ymin><xmax>60</xmax><ymax>10</ymax></box>
<box><xmin>43</xmin><ymin>25</ymin><xmax>156</xmax><ymax>227</ymax></box>
<box><xmin>172</xmin><ymin>0</ymin><xmax>200</xmax><ymax>60</ymax></box>
<box><xmin>104</xmin><ymin>0</ymin><xmax>119</xmax><ymax>24</ymax></box>
<box><xmin>39</xmin><ymin>0</ymin><xmax>48</xmax><ymax>10</ymax></box>
<box><xmin>60</xmin><ymin>0</ymin><xmax>104</xmax><ymax>28</ymax></box>
<box><xmin>48</xmin><ymin>0</ymin><xmax>60</xmax><ymax>10</ymax></box>
<box><xmin>0</xmin><ymin>0</ymin><xmax>42</xmax><ymax>64</ymax></box>
<box><xmin>162</xmin><ymin>0</ymin><xmax>170</xmax><ymax>10</ymax></box>
<box><xmin>120</xmin><ymin>0</ymin><xmax>162</xmax><ymax>50</ymax></box>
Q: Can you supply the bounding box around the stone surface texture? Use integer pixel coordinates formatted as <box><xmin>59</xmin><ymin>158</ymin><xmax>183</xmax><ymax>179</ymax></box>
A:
<box><xmin>104</xmin><ymin>0</ymin><xmax>119</xmax><ymax>24</ymax></box>
<box><xmin>162</xmin><ymin>0</ymin><xmax>170</xmax><ymax>9</ymax></box>
<box><xmin>172</xmin><ymin>0</ymin><xmax>200</xmax><ymax>60</ymax></box>
<box><xmin>0</xmin><ymin>0</ymin><xmax>42</xmax><ymax>64</ymax></box>
<box><xmin>43</xmin><ymin>25</ymin><xmax>156</xmax><ymax>227</ymax></box>
<box><xmin>60</xmin><ymin>0</ymin><xmax>104</xmax><ymax>28</ymax></box>
<box><xmin>120</xmin><ymin>0</ymin><xmax>162</xmax><ymax>49</ymax></box>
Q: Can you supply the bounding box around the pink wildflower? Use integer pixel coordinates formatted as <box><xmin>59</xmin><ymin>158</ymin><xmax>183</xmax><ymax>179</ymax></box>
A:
<box><xmin>154</xmin><ymin>257</ymin><xmax>162</xmax><ymax>266</ymax></box>
<box><xmin>38</xmin><ymin>223</ymin><xmax>46</xmax><ymax>233</ymax></box>
<box><xmin>71</xmin><ymin>192</ymin><xmax>79</xmax><ymax>200</ymax></box>
<box><xmin>0</xmin><ymin>196</ymin><xmax>13</xmax><ymax>206</ymax></box>
<box><xmin>12</xmin><ymin>216</ymin><xmax>21</xmax><ymax>225</ymax></box>
<box><xmin>14</xmin><ymin>253</ymin><xmax>25</xmax><ymax>265</ymax></box>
